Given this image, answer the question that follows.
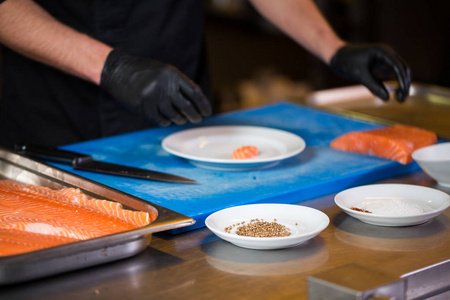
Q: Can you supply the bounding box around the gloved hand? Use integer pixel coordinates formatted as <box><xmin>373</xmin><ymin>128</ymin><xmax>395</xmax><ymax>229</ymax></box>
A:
<box><xmin>100</xmin><ymin>49</ymin><xmax>212</xmax><ymax>126</ymax></box>
<box><xmin>330</xmin><ymin>44</ymin><xmax>411</xmax><ymax>102</ymax></box>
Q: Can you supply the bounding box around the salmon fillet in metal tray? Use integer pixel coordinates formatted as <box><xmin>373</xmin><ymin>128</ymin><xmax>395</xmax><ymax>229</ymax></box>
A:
<box><xmin>330</xmin><ymin>124</ymin><xmax>438</xmax><ymax>164</ymax></box>
<box><xmin>0</xmin><ymin>180</ymin><xmax>155</xmax><ymax>256</ymax></box>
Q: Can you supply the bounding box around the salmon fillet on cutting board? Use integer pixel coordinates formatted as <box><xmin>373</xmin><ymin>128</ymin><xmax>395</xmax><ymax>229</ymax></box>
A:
<box><xmin>330</xmin><ymin>124</ymin><xmax>438</xmax><ymax>164</ymax></box>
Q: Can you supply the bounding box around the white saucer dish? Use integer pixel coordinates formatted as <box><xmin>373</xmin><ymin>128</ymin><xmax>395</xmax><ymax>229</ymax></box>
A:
<box><xmin>412</xmin><ymin>142</ymin><xmax>450</xmax><ymax>187</ymax></box>
<box><xmin>205</xmin><ymin>204</ymin><xmax>329</xmax><ymax>250</ymax></box>
<box><xmin>335</xmin><ymin>184</ymin><xmax>450</xmax><ymax>226</ymax></box>
<box><xmin>161</xmin><ymin>126</ymin><xmax>306</xmax><ymax>170</ymax></box>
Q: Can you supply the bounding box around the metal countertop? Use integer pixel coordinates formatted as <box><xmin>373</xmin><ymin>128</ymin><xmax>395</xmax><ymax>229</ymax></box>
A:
<box><xmin>1</xmin><ymin>83</ymin><xmax>449</xmax><ymax>299</ymax></box>
<box><xmin>1</xmin><ymin>171</ymin><xmax>449</xmax><ymax>300</ymax></box>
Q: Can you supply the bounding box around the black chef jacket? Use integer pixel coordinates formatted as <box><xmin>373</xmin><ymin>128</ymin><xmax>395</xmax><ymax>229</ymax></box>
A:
<box><xmin>0</xmin><ymin>0</ymin><xmax>211</xmax><ymax>149</ymax></box>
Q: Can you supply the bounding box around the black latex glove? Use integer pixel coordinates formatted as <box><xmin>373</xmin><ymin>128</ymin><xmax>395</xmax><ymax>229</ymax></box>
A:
<box><xmin>330</xmin><ymin>44</ymin><xmax>411</xmax><ymax>102</ymax></box>
<box><xmin>100</xmin><ymin>49</ymin><xmax>212</xmax><ymax>126</ymax></box>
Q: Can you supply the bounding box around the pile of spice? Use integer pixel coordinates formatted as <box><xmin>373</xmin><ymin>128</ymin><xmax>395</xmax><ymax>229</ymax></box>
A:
<box><xmin>225</xmin><ymin>218</ymin><xmax>291</xmax><ymax>238</ymax></box>
<box><xmin>350</xmin><ymin>207</ymin><xmax>372</xmax><ymax>213</ymax></box>
<box><xmin>350</xmin><ymin>199</ymin><xmax>424</xmax><ymax>216</ymax></box>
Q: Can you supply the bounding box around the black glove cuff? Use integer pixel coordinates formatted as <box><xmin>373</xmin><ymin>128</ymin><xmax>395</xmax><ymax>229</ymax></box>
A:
<box><xmin>100</xmin><ymin>48</ymin><xmax>132</xmax><ymax>88</ymax></box>
<box><xmin>329</xmin><ymin>45</ymin><xmax>357</xmax><ymax>80</ymax></box>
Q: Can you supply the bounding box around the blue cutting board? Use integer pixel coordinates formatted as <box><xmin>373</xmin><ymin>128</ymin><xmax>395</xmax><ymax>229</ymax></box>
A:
<box><xmin>56</xmin><ymin>102</ymin><xmax>419</xmax><ymax>233</ymax></box>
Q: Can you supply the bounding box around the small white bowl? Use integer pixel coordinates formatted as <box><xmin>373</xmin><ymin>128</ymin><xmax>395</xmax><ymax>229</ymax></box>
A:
<box><xmin>412</xmin><ymin>142</ymin><xmax>450</xmax><ymax>187</ymax></box>
<box><xmin>205</xmin><ymin>204</ymin><xmax>329</xmax><ymax>250</ymax></box>
<box><xmin>335</xmin><ymin>184</ymin><xmax>450</xmax><ymax>226</ymax></box>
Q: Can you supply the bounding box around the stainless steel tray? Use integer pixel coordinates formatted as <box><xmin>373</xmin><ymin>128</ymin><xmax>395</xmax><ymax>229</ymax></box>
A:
<box><xmin>0</xmin><ymin>147</ymin><xmax>195</xmax><ymax>285</ymax></box>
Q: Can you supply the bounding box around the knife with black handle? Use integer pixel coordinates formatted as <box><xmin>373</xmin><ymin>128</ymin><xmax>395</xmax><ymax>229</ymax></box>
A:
<box><xmin>14</xmin><ymin>144</ymin><xmax>196</xmax><ymax>183</ymax></box>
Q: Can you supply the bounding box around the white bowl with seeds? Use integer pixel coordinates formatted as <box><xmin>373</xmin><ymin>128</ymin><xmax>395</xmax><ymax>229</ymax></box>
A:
<box><xmin>205</xmin><ymin>204</ymin><xmax>329</xmax><ymax>250</ymax></box>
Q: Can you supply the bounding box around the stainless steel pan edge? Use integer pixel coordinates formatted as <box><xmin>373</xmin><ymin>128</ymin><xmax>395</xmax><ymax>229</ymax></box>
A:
<box><xmin>0</xmin><ymin>147</ymin><xmax>195</xmax><ymax>285</ymax></box>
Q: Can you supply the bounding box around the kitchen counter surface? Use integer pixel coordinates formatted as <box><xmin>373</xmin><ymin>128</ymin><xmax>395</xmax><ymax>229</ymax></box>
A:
<box><xmin>2</xmin><ymin>84</ymin><xmax>449</xmax><ymax>299</ymax></box>
<box><xmin>1</xmin><ymin>171</ymin><xmax>449</xmax><ymax>300</ymax></box>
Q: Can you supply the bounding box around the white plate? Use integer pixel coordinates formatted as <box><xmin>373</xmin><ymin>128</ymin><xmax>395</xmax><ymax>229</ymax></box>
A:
<box><xmin>335</xmin><ymin>184</ymin><xmax>450</xmax><ymax>226</ymax></box>
<box><xmin>205</xmin><ymin>204</ymin><xmax>329</xmax><ymax>250</ymax></box>
<box><xmin>161</xmin><ymin>126</ymin><xmax>306</xmax><ymax>170</ymax></box>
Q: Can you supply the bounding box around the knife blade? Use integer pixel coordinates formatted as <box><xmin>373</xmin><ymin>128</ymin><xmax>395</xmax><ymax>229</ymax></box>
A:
<box><xmin>14</xmin><ymin>144</ymin><xmax>196</xmax><ymax>183</ymax></box>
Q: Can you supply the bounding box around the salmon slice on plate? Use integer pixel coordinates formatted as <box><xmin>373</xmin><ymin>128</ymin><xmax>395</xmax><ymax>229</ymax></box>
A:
<box><xmin>232</xmin><ymin>146</ymin><xmax>259</xmax><ymax>160</ymax></box>
<box><xmin>330</xmin><ymin>124</ymin><xmax>437</xmax><ymax>164</ymax></box>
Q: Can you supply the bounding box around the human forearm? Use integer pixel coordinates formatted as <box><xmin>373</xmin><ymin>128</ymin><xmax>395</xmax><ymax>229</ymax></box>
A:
<box><xmin>0</xmin><ymin>0</ymin><xmax>112</xmax><ymax>84</ymax></box>
<box><xmin>249</xmin><ymin>0</ymin><xmax>411</xmax><ymax>102</ymax></box>
<box><xmin>249</xmin><ymin>0</ymin><xmax>345</xmax><ymax>64</ymax></box>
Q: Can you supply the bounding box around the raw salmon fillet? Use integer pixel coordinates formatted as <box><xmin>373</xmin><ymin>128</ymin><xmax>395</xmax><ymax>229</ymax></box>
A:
<box><xmin>0</xmin><ymin>180</ymin><xmax>154</xmax><ymax>227</ymax></box>
<box><xmin>0</xmin><ymin>229</ymin><xmax>77</xmax><ymax>256</ymax></box>
<box><xmin>232</xmin><ymin>146</ymin><xmax>259</xmax><ymax>159</ymax></box>
<box><xmin>330</xmin><ymin>124</ymin><xmax>437</xmax><ymax>164</ymax></box>
<box><xmin>0</xmin><ymin>180</ymin><xmax>154</xmax><ymax>256</ymax></box>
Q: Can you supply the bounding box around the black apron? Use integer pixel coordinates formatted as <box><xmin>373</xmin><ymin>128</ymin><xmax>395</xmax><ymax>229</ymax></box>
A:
<box><xmin>0</xmin><ymin>0</ymin><xmax>210</xmax><ymax>149</ymax></box>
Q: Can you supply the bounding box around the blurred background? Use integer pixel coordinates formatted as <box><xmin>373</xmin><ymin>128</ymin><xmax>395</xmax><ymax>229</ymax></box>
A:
<box><xmin>205</xmin><ymin>0</ymin><xmax>450</xmax><ymax>112</ymax></box>
<box><xmin>0</xmin><ymin>1</ymin><xmax>448</xmax><ymax>117</ymax></box>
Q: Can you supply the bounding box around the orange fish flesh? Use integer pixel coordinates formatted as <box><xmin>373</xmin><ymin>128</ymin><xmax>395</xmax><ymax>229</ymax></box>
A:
<box><xmin>0</xmin><ymin>228</ymin><xmax>77</xmax><ymax>256</ymax></box>
<box><xmin>0</xmin><ymin>180</ymin><xmax>153</xmax><ymax>256</ymax></box>
<box><xmin>232</xmin><ymin>146</ymin><xmax>259</xmax><ymax>160</ymax></box>
<box><xmin>0</xmin><ymin>180</ymin><xmax>153</xmax><ymax>227</ymax></box>
<box><xmin>330</xmin><ymin>124</ymin><xmax>437</xmax><ymax>164</ymax></box>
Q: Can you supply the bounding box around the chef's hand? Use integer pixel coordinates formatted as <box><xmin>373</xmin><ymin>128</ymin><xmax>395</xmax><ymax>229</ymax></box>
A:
<box><xmin>330</xmin><ymin>44</ymin><xmax>411</xmax><ymax>102</ymax></box>
<box><xmin>100</xmin><ymin>49</ymin><xmax>212</xmax><ymax>126</ymax></box>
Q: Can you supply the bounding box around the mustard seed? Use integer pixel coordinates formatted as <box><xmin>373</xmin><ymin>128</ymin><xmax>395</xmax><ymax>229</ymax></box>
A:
<box><xmin>225</xmin><ymin>219</ymin><xmax>291</xmax><ymax>237</ymax></box>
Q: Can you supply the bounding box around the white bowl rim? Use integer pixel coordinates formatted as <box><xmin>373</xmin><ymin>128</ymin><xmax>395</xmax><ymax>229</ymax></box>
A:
<box><xmin>412</xmin><ymin>142</ymin><xmax>450</xmax><ymax>162</ymax></box>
